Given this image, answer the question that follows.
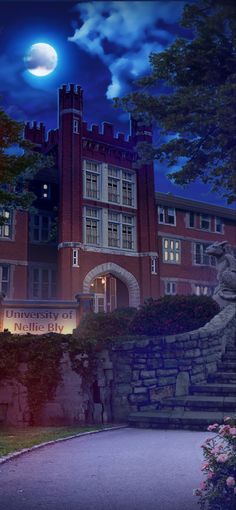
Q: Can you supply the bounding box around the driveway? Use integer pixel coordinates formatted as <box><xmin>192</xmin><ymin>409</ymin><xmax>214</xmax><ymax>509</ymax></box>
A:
<box><xmin>0</xmin><ymin>427</ymin><xmax>209</xmax><ymax>510</ymax></box>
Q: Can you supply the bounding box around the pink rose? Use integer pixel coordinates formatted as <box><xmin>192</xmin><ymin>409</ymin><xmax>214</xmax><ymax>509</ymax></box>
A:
<box><xmin>201</xmin><ymin>462</ymin><xmax>210</xmax><ymax>471</ymax></box>
<box><xmin>216</xmin><ymin>454</ymin><xmax>229</xmax><ymax>463</ymax></box>
<box><xmin>199</xmin><ymin>481</ymin><xmax>207</xmax><ymax>490</ymax></box>
<box><xmin>207</xmin><ymin>472</ymin><xmax>215</xmax><ymax>480</ymax></box>
<box><xmin>207</xmin><ymin>423</ymin><xmax>219</xmax><ymax>431</ymax></box>
<box><xmin>229</xmin><ymin>427</ymin><xmax>236</xmax><ymax>436</ymax></box>
<box><xmin>226</xmin><ymin>477</ymin><xmax>235</xmax><ymax>487</ymax></box>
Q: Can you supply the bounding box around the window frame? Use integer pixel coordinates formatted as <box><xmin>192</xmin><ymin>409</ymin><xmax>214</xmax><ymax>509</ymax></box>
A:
<box><xmin>0</xmin><ymin>209</ymin><xmax>12</xmax><ymax>239</ymax></box>
<box><xmin>158</xmin><ymin>206</ymin><xmax>176</xmax><ymax>226</ymax></box>
<box><xmin>0</xmin><ymin>264</ymin><xmax>10</xmax><ymax>295</ymax></box>
<box><xmin>193</xmin><ymin>242</ymin><xmax>216</xmax><ymax>267</ymax></box>
<box><xmin>163</xmin><ymin>238</ymin><xmax>181</xmax><ymax>264</ymax></box>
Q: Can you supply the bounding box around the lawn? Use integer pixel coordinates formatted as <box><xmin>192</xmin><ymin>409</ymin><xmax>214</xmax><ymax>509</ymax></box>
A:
<box><xmin>0</xmin><ymin>425</ymin><xmax>107</xmax><ymax>457</ymax></box>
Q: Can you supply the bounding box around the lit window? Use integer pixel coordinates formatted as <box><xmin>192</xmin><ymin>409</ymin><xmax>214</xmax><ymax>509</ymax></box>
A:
<box><xmin>165</xmin><ymin>281</ymin><xmax>176</xmax><ymax>295</ymax></box>
<box><xmin>215</xmin><ymin>217</ymin><xmax>223</xmax><ymax>233</ymax></box>
<box><xmin>73</xmin><ymin>119</ymin><xmax>79</xmax><ymax>134</ymax></box>
<box><xmin>151</xmin><ymin>257</ymin><xmax>157</xmax><ymax>274</ymax></box>
<box><xmin>158</xmin><ymin>206</ymin><xmax>176</xmax><ymax>225</ymax></box>
<box><xmin>194</xmin><ymin>243</ymin><xmax>216</xmax><ymax>266</ymax></box>
<box><xmin>41</xmin><ymin>183</ymin><xmax>50</xmax><ymax>199</ymax></box>
<box><xmin>72</xmin><ymin>249</ymin><xmax>79</xmax><ymax>267</ymax></box>
<box><xmin>163</xmin><ymin>238</ymin><xmax>180</xmax><ymax>263</ymax></box>
<box><xmin>194</xmin><ymin>285</ymin><xmax>213</xmax><ymax>296</ymax></box>
<box><xmin>0</xmin><ymin>209</ymin><xmax>12</xmax><ymax>238</ymax></box>
<box><xmin>0</xmin><ymin>265</ymin><xmax>9</xmax><ymax>295</ymax></box>
<box><xmin>200</xmin><ymin>214</ymin><xmax>211</xmax><ymax>231</ymax></box>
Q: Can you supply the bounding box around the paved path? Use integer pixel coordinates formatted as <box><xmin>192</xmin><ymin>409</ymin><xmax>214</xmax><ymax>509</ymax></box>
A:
<box><xmin>0</xmin><ymin>428</ymin><xmax>210</xmax><ymax>510</ymax></box>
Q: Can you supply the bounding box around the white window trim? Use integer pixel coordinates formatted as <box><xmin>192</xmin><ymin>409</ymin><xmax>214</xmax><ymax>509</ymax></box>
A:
<box><xmin>158</xmin><ymin>206</ymin><xmax>176</xmax><ymax>226</ymax></box>
<box><xmin>83</xmin><ymin>206</ymin><xmax>101</xmax><ymax>246</ymax></box>
<box><xmin>151</xmin><ymin>256</ymin><xmax>157</xmax><ymax>275</ymax></box>
<box><xmin>107</xmin><ymin>165</ymin><xmax>137</xmax><ymax>209</ymax></box>
<box><xmin>162</xmin><ymin>238</ymin><xmax>181</xmax><ymax>264</ymax></box>
<box><xmin>72</xmin><ymin>249</ymin><xmax>79</xmax><ymax>267</ymax></box>
<box><xmin>73</xmin><ymin>118</ymin><xmax>79</xmax><ymax>134</ymax></box>
<box><xmin>193</xmin><ymin>242</ymin><xmax>216</xmax><ymax>267</ymax></box>
<box><xmin>165</xmin><ymin>280</ymin><xmax>176</xmax><ymax>295</ymax></box>
<box><xmin>200</xmin><ymin>214</ymin><xmax>211</xmax><ymax>231</ymax></box>
<box><xmin>214</xmin><ymin>217</ymin><xmax>224</xmax><ymax>234</ymax></box>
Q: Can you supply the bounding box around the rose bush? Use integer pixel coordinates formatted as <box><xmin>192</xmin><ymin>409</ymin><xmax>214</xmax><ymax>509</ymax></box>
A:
<box><xmin>194</xmin><ymin>417</ymin><xmax>236</xmax><ymax>509</ymax></box>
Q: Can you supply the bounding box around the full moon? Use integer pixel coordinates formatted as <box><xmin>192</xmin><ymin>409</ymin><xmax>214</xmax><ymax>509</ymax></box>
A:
<box><xmin>25</xmin><ymin>43</ymin><xmax>58</xmax><ymax>77</ymax></box>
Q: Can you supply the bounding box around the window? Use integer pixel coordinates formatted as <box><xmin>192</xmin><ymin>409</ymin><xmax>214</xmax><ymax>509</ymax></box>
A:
<box><xmin>194</xmin><ymin>243</ymin><xmax>216</xmax><ymax>266</ymax></box>
<box><xmin>30</xmin><ymin>267</ymin><xmax>57</xmax><ymax>299</ymax></box>
<box><xmin>188</xmin><ymin>212</ymin><xmax>196</xmax><ymax>228</ymax></box>
<box><xmin>41</xmin><ymin>183</ymin><xmax>50</xmax><ymax>199</ymax></box>
<box><xmin>194</xmin><ymin>285</ymin><xmax>214</xmax><ymax>296</ymax></box>
<box><xmin>122</xmin><ymin>214</ymin><xmax>134</xmax><ymax>250</ymax></box>
<box><xmin>85</xmin><ymin>207</ymin><xmax>100</xmax><ymax>245</ymax></box>
<box><xmin>108</xmin><ymin>211</ymin><xmax>120</xmax><ymax>247</ymax></box>
<box><xmin>200</xmin><ymin>214</ymin><xmax>211</xmax><ymax>231</ymax></box>
<box><xmin>72</xmin><ymin>249</ymin><xmax>79</xmax><ymax>267</ymax></box>
<box><xmin>0</xmin><ymin>209</ymin><xmax>12</xmax><ymax>238</ymax></box>
<box><xmin>151</xmin><ymin>257</ymin><xmax>157</xmax><ymax>274</ymax></box>
<box><xmin>215</xmin><ymin>217</ymin><xmax>224</xmax><ymax>233</ymax></box>
<box><xmin>0</xmin><ymin>265</ymin><xmax>9</xmax><ymax>295</ymax></box>
<box><xmin>108</xmin><ymin>166</ymin><xmax>136</xmax><ymax>207</ymax></box>
<box><xmin>84</xmin><ymin>160</ymin><xmax>101</xmax><ymax>200</ymax></box>
<box><xmin>122</xmin><ymin>171</ymin><xmax>134</xmax><ymax>206</ymax></box>
<box><xmin>158</xmin><ymin>206</ymin><xmax>176</xmax><ymax>225</ymax></box>
<box><xmin>165</xmin><ymin>281</ymin><xmax>176</xmax><ymax>295</ymax></box>
<box><xmin>31</xmin><ymin>214</ymin><xmax>52</xmax><ymax>242</ymax></box>
<box><xmin>163</xmin><ymin>238</ymin><xmax>180</xmax><ymax>263</ymax></box>
<box><xmin>73</xmin><ymin>119</ymin><xmax>79</xmax><ymax>134</ymax></box>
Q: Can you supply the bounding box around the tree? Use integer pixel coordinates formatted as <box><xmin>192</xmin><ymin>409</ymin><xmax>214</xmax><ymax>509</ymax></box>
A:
<box><xmin>0</xmin><ymin>106</ymin><xmax>50</xmax><ymax>225</ymax></box>
<box><xmin>115</xmin><ymin>0</ymin><xmax>236</xmax><ymax>203</ymax></box>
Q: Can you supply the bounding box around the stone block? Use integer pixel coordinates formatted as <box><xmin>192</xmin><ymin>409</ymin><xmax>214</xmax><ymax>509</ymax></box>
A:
<box><xmin>129</xmin><ymin>394</ymin><xmax>149</xmax><ymax>404</ymax></box>
<box><xmin>184</xmin><ymin>349</ymin><xmax>201</xmax><ymax>358</ymax></box>
<box><xmin>149</xmin><ymin>385</ymin><xmax>174</xmax><ymax>402</ymax></box>
<box><xmin>140</xmin><ymin>370</ymin><xmax>156</xmax><ymax>379</ymax></box>
<box><xmin>116</xmin><ymin>384</ymin><xmax>132</xmax><ymax>395</ymax></box>
<box><xmin>175</xmin><ymin>372</ymin><xmax>190</xmax><ymax>396</ymax></box>
<box><xmin>163</xmin><ymin>359</ymin><xmax>178</xmax><ymax>369</ymax></box>
<box><xmin>158</xmin><ymin>376</ymin><xmax>176</xmax><ymax>386</ymax></box>
<box><xmin>133</xmin><ymin>387</ymin><xmax>148</xmax><ymax>394</ymax></box>
<box><xmin>143</xmin><ymin>379</ymin><xmax>158</xmax><ymax>387</ymax></box>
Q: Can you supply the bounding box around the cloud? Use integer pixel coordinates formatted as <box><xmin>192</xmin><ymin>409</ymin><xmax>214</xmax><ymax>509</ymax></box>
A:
<box><xmin>69</xmin><ymin>1</ymin><xmax>185</xmax><ymax>99</ymax></box>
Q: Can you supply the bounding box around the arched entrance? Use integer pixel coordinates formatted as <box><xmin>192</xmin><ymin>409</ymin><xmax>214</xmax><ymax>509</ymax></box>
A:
<box><xmin>83</xmin><ymin>262</ymin><xmax>140</xmax><ymax>311</ymax></box>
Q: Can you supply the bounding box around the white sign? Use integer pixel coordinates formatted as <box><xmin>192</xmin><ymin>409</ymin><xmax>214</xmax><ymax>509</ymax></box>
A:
<box><xmin>3</xmin><ymin>308</ymin><xmax>77</xmax><ymax>335</ymax></box>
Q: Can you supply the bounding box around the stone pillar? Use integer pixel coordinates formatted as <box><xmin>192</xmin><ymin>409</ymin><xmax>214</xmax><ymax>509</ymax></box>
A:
<box><xmin>75</xmin><ymin>293</ymin><xmax>94</xmax><ymax>322</ymax></box>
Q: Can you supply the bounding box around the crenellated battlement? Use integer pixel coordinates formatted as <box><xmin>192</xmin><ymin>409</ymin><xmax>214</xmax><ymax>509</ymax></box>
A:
<box><xmin>81</xmin><ymin>121</ymin><xmax>133</xmax><ymax>148</ymax></box>
<box><xmin>59</xmin><ymin>83</ymin><xmax>83</xmax><ymax>113</ymax></box>
<box><xmin>24</xmin><ymin>121</ymin><xmax>46</xmax><ymax>145</ymax></box>
<box><xmin>46</xmin><ymin>129</ymin><xmax>59</xmax><ymax>149</ymax></box>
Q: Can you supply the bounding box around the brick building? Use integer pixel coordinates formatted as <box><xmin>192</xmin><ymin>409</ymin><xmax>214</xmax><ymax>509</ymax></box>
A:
<box><xmin>0</xmin><ymin>84</ymin><xmax>235</xmax><ymax>311</ymax></box>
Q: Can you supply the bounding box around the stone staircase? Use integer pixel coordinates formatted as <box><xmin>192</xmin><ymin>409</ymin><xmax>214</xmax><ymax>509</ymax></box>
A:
<box><xmin>129</xmin><ymin>340</ymin><xmax>236</xmax><ymax>430</ymax></box>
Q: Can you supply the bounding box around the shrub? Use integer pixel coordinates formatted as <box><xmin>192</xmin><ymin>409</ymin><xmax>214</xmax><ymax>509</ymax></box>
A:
<box><xmin>128</xmin><ymin>295</ymin><xmax>220</xmax><ymax>336</ymax></box>
<box><xmin>193</xmin><ymin>417</ymin><xmax>236</xmax><ymax>510</ymax></box>
<box><xmin>77</xmin><ymin>307</ymin><xmax>136</xmax><ymax>341</ymax></box>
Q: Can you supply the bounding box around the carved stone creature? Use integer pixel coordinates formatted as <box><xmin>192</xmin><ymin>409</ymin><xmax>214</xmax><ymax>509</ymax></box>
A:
<box><xmin>206</xmin><ymin>241</ymin><xmax>236</xmax><ymax>307</ymax></box>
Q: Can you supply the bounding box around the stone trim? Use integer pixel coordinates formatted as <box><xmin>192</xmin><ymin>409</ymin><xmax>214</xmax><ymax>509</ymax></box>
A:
<box><xmin>83</xmin><ymin>262</ymin><xmax>140</xmax><ymax>307</ymax></box>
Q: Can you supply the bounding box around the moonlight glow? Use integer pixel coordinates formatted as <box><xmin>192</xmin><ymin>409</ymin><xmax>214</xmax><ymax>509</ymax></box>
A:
<box><xmin>25</xmin><ymin>43</ymin><xmax>58</xmax><ymax>76</ymax></box>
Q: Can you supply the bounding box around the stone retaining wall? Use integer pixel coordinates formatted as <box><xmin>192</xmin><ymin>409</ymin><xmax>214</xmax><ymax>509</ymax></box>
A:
<box><xmin>109</xmin><ymin>304</ymin><xmax>236</xmax><ymax>421</ymax></box>
<box><xmin>0</xmin><ymin>304</ymin><xmax>235</xmax><ymax>426</ymax></box>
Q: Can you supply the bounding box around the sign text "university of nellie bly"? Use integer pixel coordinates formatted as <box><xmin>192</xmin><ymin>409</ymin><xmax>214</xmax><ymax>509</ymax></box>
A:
<box><xmin>3</xmin><ymin>308</ymin><xmax>77</xmax><ymax>334</ymax></box>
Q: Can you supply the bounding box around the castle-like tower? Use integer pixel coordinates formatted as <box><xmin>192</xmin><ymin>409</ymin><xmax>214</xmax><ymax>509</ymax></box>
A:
<box><xmin>56</xmin><ymin>84</ymin><xmax>159</xmax><ymax>308</ymax></box>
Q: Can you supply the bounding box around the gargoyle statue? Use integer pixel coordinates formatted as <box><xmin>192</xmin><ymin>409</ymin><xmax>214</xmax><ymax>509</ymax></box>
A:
<box><xmin>206</xmin><ymin>241</ymin><xmax>236</xmax><ymax>307</ymax></box>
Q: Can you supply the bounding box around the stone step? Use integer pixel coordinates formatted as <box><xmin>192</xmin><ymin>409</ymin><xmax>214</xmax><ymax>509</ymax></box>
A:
<box><xmin>223</xmin><ymin>352</ymin><xmax>236</xmax><ymax>361</ymax></box>
<box><xmin>162</xmin><ymin>395</ymin><xmax>236</xmax><ymax>412</ymax></box>
<box><xmin>208</xmin><ymin>372</ymin><xmax>236</xmax><ymax>383</ymax></box>
<box><xmin>190</xmin><ymin>383</ymin><xmax>236</xmax><ymax>396</ymax></box>
<box><xmin>128</xmin><ymin>410</ymin><xmax>229</xmax><ymax>431</ymax></box>
<box><xmin>217</xmin><ymin>361</ymin><xmax>236</xmax><ymax>371</ymax></box>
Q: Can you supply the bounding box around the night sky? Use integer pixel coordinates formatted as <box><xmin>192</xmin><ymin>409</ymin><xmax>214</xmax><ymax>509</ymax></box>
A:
<box><xmin>0</xmin><ymin>0</ymin><xmax>233</xmax><ymax>208</ymax></box>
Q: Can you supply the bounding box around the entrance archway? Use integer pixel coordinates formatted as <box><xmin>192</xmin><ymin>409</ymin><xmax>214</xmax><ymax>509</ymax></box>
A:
<box><xmin>83</xmin><ymin>262</ymin><xmax>140</xmax><ymax>309</ymax></box>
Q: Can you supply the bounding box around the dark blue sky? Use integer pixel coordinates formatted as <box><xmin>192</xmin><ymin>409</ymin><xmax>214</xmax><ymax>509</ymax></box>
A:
<box><xmin>0</xmin><ymin>0</ymin><xmax>233</xmax><ymax>208</ymax></box>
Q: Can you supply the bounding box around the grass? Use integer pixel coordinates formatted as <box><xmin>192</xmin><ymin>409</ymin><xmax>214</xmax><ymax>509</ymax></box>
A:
<box><xmin>0</xmin><ymin>425</ymin><xmax>109</xmax><ymax>457</ymax></box>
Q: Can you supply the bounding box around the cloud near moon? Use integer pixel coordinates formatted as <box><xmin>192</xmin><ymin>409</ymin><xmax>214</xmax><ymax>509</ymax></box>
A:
<box><xmin>25</xmin><ymin>43</ymin><xmax>58</xmax><ymax>77</ymax></box>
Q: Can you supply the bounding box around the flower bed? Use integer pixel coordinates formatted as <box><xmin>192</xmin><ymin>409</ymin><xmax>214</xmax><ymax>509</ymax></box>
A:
<box><xmin>194</xmin><ymin>417</ymin><xmax>236</xmax><ymax>509</ymax></box>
